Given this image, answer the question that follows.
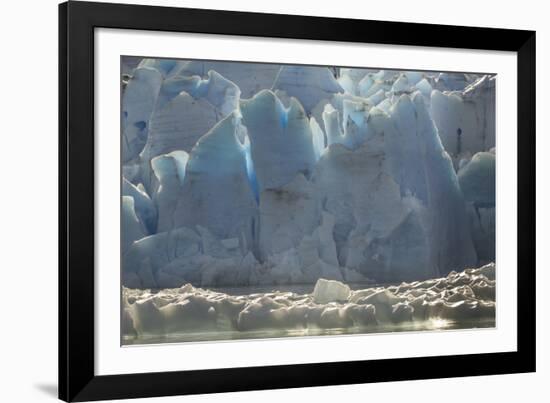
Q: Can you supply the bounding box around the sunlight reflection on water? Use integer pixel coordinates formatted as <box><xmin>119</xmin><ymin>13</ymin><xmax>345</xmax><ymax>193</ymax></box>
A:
<box><xmin>123</xmin><ymin>318</ymin><xmax>495</xmax><ymax>346</ymax></box>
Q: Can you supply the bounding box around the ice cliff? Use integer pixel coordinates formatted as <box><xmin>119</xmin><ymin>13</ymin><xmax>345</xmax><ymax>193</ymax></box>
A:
<box><xmin>121</xmin><ymin>58</ymin><xmax>496</xmax><ymax>288</ymax></box>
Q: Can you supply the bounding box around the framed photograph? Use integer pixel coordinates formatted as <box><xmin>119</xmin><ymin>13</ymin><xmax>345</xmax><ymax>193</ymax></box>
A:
<box><xmin>59</xmin><ymin>1</ymin><xmax>536</xmax><ymax>401</ymax></box>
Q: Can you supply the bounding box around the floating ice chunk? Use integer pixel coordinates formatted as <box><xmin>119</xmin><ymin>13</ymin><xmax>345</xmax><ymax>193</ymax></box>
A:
<box><xmin>122</xmin><ymin>178</ymin><xmax>157</xmax><ymax>234</ymax></box>
<box><xmin>240</xmin><ymin>90</ymin><xmax>317</xmax><ymax>192</ymax></box>
<box><xmin>121</xmin><ymin>196</ymin><xmax>146</xmax><ymax>252</ymax></box>
<box><xmin>470</xmin><ymin>262</ymin><xmax>495</xmax><ymax>281</ymax></box>
<box><xmin>272</xmin><ymin>65</ymin><xmax>343</xmax><ymax>113</ymax></box>
<box><xmin>174</xmin><ymin>60</ymin><xmax>281</xmax><ymax>99</ymax></box>
<box><xmin>312</xmin><ymin>278</ymin><xmax>351</xmax><ymax>304</ymax></box>
<box><xmin>151</xmin><ymin>150</ymin><xmax>189</xmax><ymax>232</ymax></box>
<box><xmin>172</xmin><ymin>113</ymin><xmax>258</xmax><ymax>244</ymax></box>
<box><xmin>122</xmin><ymin>67</ymin><xmax>163</xmax><ymax>162</ymax></box>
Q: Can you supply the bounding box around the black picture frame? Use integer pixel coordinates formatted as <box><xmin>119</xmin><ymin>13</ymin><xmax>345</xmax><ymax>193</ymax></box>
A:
<box><xmin>59</xmin><ymin>1</ymin><xmax>536</xmax><ymax>401</ymax></box>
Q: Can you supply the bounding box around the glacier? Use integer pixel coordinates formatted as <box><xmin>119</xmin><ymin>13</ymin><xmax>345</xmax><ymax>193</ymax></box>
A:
<box><xmin>122</xmin><ymin>67</ymin><xmax>163</xmax><ymax>163</ymax></box>
<box><xmin>431</xmin><ymin>75</ymin><xmax>496</xmax><ymax>167</ymax></box>
<box><xmin>239</xmin><ymin>90</ymin><xmax>317</xmax><ymax>192</ymax></box>
<box><xmin>121</xmin><ymin>57</ymin><xmax>496</xmax><ymax>312</ymax></box>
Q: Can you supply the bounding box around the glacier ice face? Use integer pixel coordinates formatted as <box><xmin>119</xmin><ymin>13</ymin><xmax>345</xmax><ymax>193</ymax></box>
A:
<box><xmin>272</xmin><ymin>65</ymin><xmax>343</xmax><ymax>113</ymax></box>
<box><xmin>139</xmin><ymin>92</ymin><xmax>220</xmax><ymax>192</ymax></box>
<box><xmin>322</xmin><ymin>101</ymin><xmax>369</xmax><ymax>150</ymax></box>
<box><xmin>151</xmin><ymin>150</ymin><xmax>189</xmax><ymax>233</ymax></box>
<box><xmin>401</xmin><ymin>93</ymin><xmax>477</xmax><ymax>275</ymax></box>
<box><xmin>122</xmin><ymin>67</ymin><xmax>163</xmax><ymax>163</ymax></box>
<box><xmin>172</xmin><ymin>113</ymin><xmax>258</xmax><ymax>246</ymax></box>
<box><xmin>122</xmin><ymin>178</ymin><xmax>157</xmax><ymax>234</ymax></box>
<box><xmin>458</xmin><ymin>152</ymin><xmax>496</xmax><ymax>262</ymax></box>
<box><xmin>122</xmin><ymin>223</ymin><xmax>255</xmax><ymax>288</ymax></box>
<box><xmin>391</xmin><ymin>73</ymin><xmax>411</xmax><ymax>93</ymax></box>
<box><xmin>139</xmin><ymin>70</ymin><xmax>241</xmax><ymax>193</ymax></box>
<box><xmin>415</xmin><ymin>78</ymin><xmax>433</xmax><ymax>99</ymax></box>
<box><xmin>121</xmin><ymin>196</ymin><xmax>146</xmax><ymax>252</ymax></box>
<box><xmin>309</xmin><ymin>117</ymin><xmax>326</xmax><ymax>160</ymax></box>
<box><xmin>313</xmin><ymin>138</ymin><xmax>433</xmax><ymax>282</ymax></box>
<box><xmin>121</xmin><ymin>56</ymin><xmax>141</xmax><ymax>77</ymax></box>
<box><xmin>337</xmin><ymin>68</ymin><xmax>376</xmax><ymax>95</ymax></box>
<box><xmin>174</xmin><ymin>60</ymin><xmax>281</xmax><ymax>99</ymax></box>
<box><xmin>458</xmin><ymin>151</ymin><xmax>495</xmax><ymax>207</ymax></box>
<box><xmin>431</xmin><ymin>75</ymin><xmax>495</xmax><ymax>166</ymax></box>
<box><xmin>239</xmin><ymin>90</ymin><xmax>317</xmax><ymax>192</ymax></box>
<box><xmin>358</xmin><ymin>71</ymin><xmax>395</xmax><ymax>98</ymax></box>
<box><xmin>313</xmin><ymin>92</ymin><xmax>477</xmax><ymax>281</ymax></box>
<box><xmin>157</xmin><ymin>70</ymin><xmax>240</xmax><ymax>115</ymax></box>
<box><xmin>258</xmin><ymin>173</ymin><xmax>319</xmax><ymax>258</ymax></box>
<box><xmin>138</xmin><ymin>58</ymin><xmax>185</xmax><ymax>79</ymax></box>
<box><xmin>403</xmin><ymin>71</ymin><xmax>424</xmax><ymax>86</ymax></box>
<box><xmin>121</xmin><ymin>58</ymin><xmax>495</xmax><ymax>289</ymax></box>
<box><xmin>433</xmin><ymin>72</ymin><xmax>477</xmax><ymax>92</ymax></box>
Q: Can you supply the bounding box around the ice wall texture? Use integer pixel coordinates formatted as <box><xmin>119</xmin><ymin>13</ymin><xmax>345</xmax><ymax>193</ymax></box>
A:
<box><xmin>121</xmin><ymin>58</ymin><xmax>496</xmax><ymax>288</ymax></box>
